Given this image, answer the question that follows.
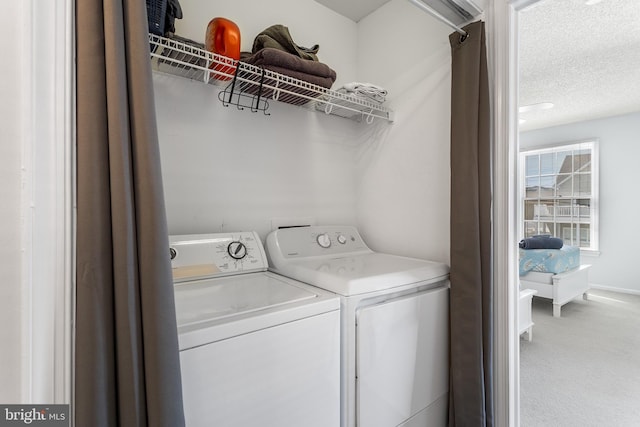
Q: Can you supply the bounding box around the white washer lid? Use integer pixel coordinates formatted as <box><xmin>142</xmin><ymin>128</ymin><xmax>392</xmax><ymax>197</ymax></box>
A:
<box><xmin>272</xmin><ymin>252</ymin><xmax>450</xmax><ymax>296</ymax></box>
<box><xmin>175</xmin><ymin>271</ymin><xmax>340</xmax><ymax>350</ymax></box>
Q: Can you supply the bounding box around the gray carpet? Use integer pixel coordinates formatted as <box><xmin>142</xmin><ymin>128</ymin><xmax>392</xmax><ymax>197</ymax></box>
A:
<box><xmin>520</xmin><ymin>289</ymin><xmax>640</xmax><ymax>427</ymax></box>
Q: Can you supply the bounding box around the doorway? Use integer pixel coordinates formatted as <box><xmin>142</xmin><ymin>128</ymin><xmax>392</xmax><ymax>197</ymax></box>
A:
<box><xmin>516</xmin><ymin>0</ymin><xmax>640</xmax><ymax>425</ymax></box>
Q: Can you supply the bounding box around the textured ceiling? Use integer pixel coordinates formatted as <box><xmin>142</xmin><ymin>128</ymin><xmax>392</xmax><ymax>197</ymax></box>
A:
<box><xmin>519</xmin><ymin>0</ymin><xmax>640</xmax><ymax>131</ymax></box>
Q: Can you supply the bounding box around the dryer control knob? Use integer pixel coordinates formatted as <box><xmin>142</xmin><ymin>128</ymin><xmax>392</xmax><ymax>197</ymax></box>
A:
<box><xmin>317</xmin><ymin>233</ymin><xmax>331</xmax><ymax>248</ymax></box>
<box><xmin>337</xmin><ymin>235</ymin><xmax>347</xmax><ymax>244</ymax></box>
<box><xmin>227</xmin><ymin>241</ymin><xmax>247</xmax><ymax>259</ymax></box>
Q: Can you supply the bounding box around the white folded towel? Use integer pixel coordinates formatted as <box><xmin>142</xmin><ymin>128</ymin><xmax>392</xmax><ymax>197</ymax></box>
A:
<box><xmin>340</xmin><ymin>82</ymin><xmax>387</xmax><ymax>103</ymax></box>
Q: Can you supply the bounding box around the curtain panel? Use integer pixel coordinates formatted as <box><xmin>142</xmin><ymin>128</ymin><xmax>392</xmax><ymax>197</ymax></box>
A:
<box><xmin>75</xmin><ymin>0</ymin><xmax>185</xmax><ymax>425</ymax></box>
<box><xmin>448</xmin><ymin>20</ymin><xmax>494</xmax><ymax>427</ymax></box>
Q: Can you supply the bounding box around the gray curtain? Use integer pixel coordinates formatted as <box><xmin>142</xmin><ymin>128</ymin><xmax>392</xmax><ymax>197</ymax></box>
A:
<box><xmin>75</xmin><ymin>0</ymin><xmax>185</xmax><ymax>425</ymax></box>
<box><xmin>448</xmin><ymin>21</ymin><xmax>493</xmax><ymax>427</ymax></box>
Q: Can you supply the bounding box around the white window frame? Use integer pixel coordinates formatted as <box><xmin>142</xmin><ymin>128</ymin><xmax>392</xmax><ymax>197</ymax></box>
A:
<box><xmin>519</xmin><ymin>139</ymin><xmax>599</xmax><ymax>253</ymax></box>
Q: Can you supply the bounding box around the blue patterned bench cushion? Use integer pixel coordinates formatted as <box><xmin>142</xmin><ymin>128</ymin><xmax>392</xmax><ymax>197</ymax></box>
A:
<box><xmin>519</xmin><ymin>245</ymin><xmax>580</xmax><ymax>276</ymax></box>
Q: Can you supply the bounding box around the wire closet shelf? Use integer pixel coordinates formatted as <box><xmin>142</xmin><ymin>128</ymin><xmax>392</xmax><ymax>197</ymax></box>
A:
<box><xmin>149</xmin><ymin>34</ymin><xmax>394</xmax><ymax>123</ymax></box>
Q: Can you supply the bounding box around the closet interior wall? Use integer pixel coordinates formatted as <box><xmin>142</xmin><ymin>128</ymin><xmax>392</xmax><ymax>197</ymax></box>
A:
<box><xmin>155</xmin><ymin>0</ymin><xmax>453</xmax><ymax>263</ymax></box>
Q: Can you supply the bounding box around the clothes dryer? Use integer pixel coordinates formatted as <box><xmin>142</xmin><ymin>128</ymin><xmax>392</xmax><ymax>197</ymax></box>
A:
<box><xmin>171</xmin><ymin>231</ymin><xmax>340</xmax><ymax>427</ymax></box>
<box><xmin>266</xmin><ymin>225</ymin><xmax>450</xmax><ymax>427</ymax></box>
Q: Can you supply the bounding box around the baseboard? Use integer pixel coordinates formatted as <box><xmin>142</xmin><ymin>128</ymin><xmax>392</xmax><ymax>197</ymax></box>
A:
<box><xmin>589</xmin><ymin>283</ymin><xmax>640</xmax><ymax>296</ymax></box>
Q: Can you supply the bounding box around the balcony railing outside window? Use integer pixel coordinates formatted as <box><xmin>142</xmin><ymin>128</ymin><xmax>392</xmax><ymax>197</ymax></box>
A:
<box><xmin>532</xmin><ymin>204</ymin><xmax>590</xmax><ymax>221</ymax></box>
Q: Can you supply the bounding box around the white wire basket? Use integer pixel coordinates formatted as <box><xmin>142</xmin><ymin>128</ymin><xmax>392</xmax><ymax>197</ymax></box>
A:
<box><xmin>149</xmin><ymin>34</ymin><xmax>394</xmax><ymax>123</ymax></box>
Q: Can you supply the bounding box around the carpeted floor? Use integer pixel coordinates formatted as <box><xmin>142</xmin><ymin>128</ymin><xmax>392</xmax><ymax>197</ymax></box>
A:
<box><xmin>520</xmin><ymin>289</ymin><xmax>640</xmax><ymax>427</ymax></box>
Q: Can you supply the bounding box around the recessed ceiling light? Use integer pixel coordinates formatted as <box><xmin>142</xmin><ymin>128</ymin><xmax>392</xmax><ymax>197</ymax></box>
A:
<box><xmin>519</xmin><ymin>119</ymin><xmax>527</xmax><ymax>124</ymax></box>
<box><xmin>585</xmin><ymin>0</ymin><xmax>604</xmax><ymax>5</ymax></box>
<box><xmin>519</xmin><ymin>102</ymin><xmax>554</xmax><ymax>113</ymax></box>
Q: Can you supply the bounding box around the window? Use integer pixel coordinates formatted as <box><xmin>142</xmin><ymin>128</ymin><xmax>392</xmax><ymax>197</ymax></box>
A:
<box><xmin>520</xmin><ymin>140</ymin><xmax>599</xmax><ymax>251</ymax></box>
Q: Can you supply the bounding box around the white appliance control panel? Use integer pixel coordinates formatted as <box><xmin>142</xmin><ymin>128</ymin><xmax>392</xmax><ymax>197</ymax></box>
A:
<box><xmin>266</xmin><ymin>226</ymin><xmax>371</xmax><ymax>260</ymax></box>
<box><xmin>170</xmin><ymin>231</ymin><xmax>268</xmax><ymax>282</ymax></box>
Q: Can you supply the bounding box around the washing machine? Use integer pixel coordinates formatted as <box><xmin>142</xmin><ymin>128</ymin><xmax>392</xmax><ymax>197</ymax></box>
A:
<box><xmin>265</xmin><ymin>225</ymin><xmax>450</xmax><ymax>427</ymax></box>
<box><xmin>170</xmin><ymin>231</ymin><xmax>340</xmax><ymax>427</ymax></box>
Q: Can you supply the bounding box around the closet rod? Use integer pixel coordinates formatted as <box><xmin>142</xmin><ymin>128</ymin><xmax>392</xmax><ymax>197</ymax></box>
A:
<box><xmin>406</xmin><ymin>0</ymin><xmax>468</xmax><ymax>36</ymax></box>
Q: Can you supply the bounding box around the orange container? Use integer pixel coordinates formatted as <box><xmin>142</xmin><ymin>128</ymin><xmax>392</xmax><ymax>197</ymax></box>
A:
<box><xmin>205</xmin><ymin>17</ymin><xmax>241</xmax><ymax>81</ymax></box>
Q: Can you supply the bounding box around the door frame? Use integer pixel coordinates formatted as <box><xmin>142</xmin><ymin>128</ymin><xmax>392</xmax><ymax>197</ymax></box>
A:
<box><xmin>490</xmin><ymin>0</ymin><xmax>542</xmax><ymax>425</ymax></box>
<box><xmin>21</xmin><ymin>0</ymin><xmax>75</xmax><ymax>404</ymax></box>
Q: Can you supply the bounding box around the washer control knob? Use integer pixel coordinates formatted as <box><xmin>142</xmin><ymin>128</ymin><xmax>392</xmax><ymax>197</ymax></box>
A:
<box><xmin>316</xmin><ymin>233</ymin><xmax>331</xmax><ymax>248</ymax></box>
<box><xmin>227</xmin><ymin>241</ymin><xmax>247</xmax><ymax>260</ymax></box>
<box><xmin>337</xmin><ymin>234</ymin><xmax>347</xmax><ymax>245</ymax></box>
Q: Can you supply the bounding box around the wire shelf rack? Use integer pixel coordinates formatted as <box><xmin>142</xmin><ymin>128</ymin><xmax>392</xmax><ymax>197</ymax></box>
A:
<box><xmin>149</xmin><ymin>34</ymin><xmax>394</xmax><ymax>123</ymax></box>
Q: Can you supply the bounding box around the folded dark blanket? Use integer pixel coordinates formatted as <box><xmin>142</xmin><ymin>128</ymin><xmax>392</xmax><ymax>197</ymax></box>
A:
<box><xmin>252</xmin><ymin>24</ymin><xmax>319</xmax><ymax>61</ymax></box>
<box><xmin>241</xmin><ymin>48</ymin><xmax>336</xmax><ymax>82</ymax></box>
<box><xmin>519</xmin><ymin>236</ymin><xmax>564</xmax><ymax>250</ymax></box>
<box><xmin>238</xmin><ymin>49</ymin><xmax>336</xmax><ymax>105</ymax></box>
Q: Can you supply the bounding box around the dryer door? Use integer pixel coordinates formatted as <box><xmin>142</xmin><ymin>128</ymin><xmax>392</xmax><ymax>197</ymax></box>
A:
<box><xmin>356</xmin><ymin>286</ymin><xmax>449</xmax><ymax>427</ymax></box>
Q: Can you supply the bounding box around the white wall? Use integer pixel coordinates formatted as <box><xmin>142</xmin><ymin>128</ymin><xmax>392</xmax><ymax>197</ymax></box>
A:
<box><xmin>520</xmin><ymin>111</ymin><xmax>640</xmax><ymax>293</ymax></box>
<box><xmin>158</xmin><ymin>0</ymin><xmax>362</xmax><ymax>240</ymax></box>
<box><xmin>158</xmin><ymin>0</ymin><xmax>453</xmax><ymax>264</ymax></box>
<box><xmin>355</xmin><ymin>0</ymin><xmax>452</xmax><ymax>264</ymax></box>
<box><xmin>0</xmin><ymin>1</ymin><xmax>24</xmax><ymax>403</ymax></box>
<box><xmin>155</xmin><ymin>73</ymin><xmax>361</xmax><ymax>238</ymax></box>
